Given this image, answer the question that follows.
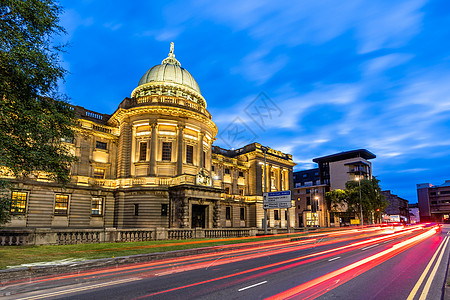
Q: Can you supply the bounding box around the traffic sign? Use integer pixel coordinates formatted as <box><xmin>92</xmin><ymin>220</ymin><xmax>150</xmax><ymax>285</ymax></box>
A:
<box><xmin>263</xmin><ymin>191</ymin><xmax>292</xmax><ymax>209</ymax></box>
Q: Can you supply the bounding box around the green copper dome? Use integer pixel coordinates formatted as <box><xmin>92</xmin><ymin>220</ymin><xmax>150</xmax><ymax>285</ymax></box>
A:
<box><xmin>138</xmin><ymin>43</ymin><xmax>201</xmax><ymax>94</ymax></box>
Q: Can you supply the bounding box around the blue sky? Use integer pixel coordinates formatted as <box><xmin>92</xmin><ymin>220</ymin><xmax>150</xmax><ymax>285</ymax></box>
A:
<box><xmin>57</xmin><ymin>0</ymin><xmax>450</xmax><ymax>203</ymax></box>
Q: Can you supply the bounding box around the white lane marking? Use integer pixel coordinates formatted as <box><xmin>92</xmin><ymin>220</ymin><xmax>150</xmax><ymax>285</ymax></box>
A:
<box><xmin>407</xmin><ymin>236</ymin><xmax>449</xmax><ymax>300</ymax></box>
<box><xmin>238</xmin><ymin>281</ymin><xmax>268</xmax><ymax>292</ymax></box>
<box><xmin>17</xmin><ymin>277</ymin><xmax>142</xmax><ymax>300</ymax></box>
<box><xmin>328</xmin><ymin>256</ymin><xmax>341</xmax><ymax>262</ymax></box>
<box><xmin>361</xmin><ymin>244</ymin><xmax>379</xmax><ymax>250</ymax></box>
<box><xmin>419</xmin><ymin>236</ymin><xmax>449</xmax><ymax>300</ymax></box>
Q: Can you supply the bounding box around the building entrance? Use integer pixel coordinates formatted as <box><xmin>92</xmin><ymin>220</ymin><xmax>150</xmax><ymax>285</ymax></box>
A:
<box><xmin>192</xmin><ymin>204</ymin><xmax>207</xmax><ymax>228</ymax></box>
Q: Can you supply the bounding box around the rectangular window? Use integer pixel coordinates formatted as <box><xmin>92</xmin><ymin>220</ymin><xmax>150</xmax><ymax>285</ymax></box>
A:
<box><xmin>162</xmin><ymin>142</ymin><xmax>172</xmax><ymax>161</ymax></box>
<box><xmin>306</xmin><ymin>196</ymin><xmax>311</xmax><ymax>206</ymax></box>
<box><xmin>139</xmin><ymin>142</ymin><xmax>147</xmax><ymax>161</ymax></box>
<box><xmin>225</xmin><ymin>168</ymin><xmax>230</xmax><ymax>174</ymax></box>
<box><xmin>91</xmin><ymin>197</ymin><xmax>103</xmax><ymax>216</ymax></box>
<box><xmin>93</xmin><ymin>168</ymin><xmax>105</xmax><ymax>179</ymax></box>
<box><xmin>96</xmin><ymin>141</ymin><xmax>107</xmax><ymax>150</ymax></box>
<box><xmin>226</xmin><ymin>206</ymin><xmax>231</xmax><ymax>220</ymax></box>
<box><xmin>161</xmin><ymin>204</ymin><xmax>168</xmax><ymax>216</ymax></box>
<box><xmin>10</xmin><ymin>191</ymin><xmax>27</xmax><ymax>214</ymax></box>
<box><xmin>239</xmin><ymin>171</ymin><xmax>244</xmax><ymax>177</ymax></box>
<box><xmin>203</xmin><ymin>151</ymin><xmax>206</xmax><ymax>167</ymax></box>
<box><xmin>186</xmin><ymin>145</ymin><xmax>194</xmax><ymax>164</ymax></box>
<box><xmin>211</xmin><ymin>165</ymin><xmax>215</xmax><ymax>172</ymax></box>
<box><xmin>240</xmin><ymin>207</ymin><xmax>245</xmax><ymax>220</ymax></box>
<box><xmin>225</xmin><ymin>187</ymin><xmax>231</xmax><ymax>194</ymax></box>
<box><xmin>134</xmin><ymin>204</ymin><xmax>139</xmax><ymax>216</ymax></box>
<box><xmin>239</xmin><ymin>189</ymin><xmax>244</xmax><ymax>196</ymax></box>
<box><xmin>274</xmin><ymin>210</ymin><xmax>280</xmax><ymax>220</ymax></box>
<box><xmin>54</xmin><ymin>194</ymin><xmax>69</xmax><ymax>215</ymax></box>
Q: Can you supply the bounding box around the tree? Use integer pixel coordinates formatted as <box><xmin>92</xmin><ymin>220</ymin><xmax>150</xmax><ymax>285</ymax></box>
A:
<box><xmin>0</xmin><ymin>0</ymin><xmax>76</xmax><ymax>225</ymax></box>
<box><xmin>325</xmin><ymin>177</ymin><xmax>388</xmax><ymax>224</ymax></box>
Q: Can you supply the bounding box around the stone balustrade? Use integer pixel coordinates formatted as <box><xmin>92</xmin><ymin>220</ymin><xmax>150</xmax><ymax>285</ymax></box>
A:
<box><xmin>0</xmin><ymin>227</ymin><xmax>260</xmax><ymax>246</ymax></box>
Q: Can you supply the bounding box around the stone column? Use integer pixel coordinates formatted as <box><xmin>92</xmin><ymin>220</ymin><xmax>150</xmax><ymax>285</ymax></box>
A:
<box><xmin>198</xmin><ymin>132</ymin><xmax>204</xmax><ymax>169</ymax></box>
<box><xmin>177</xmin><ymin>124</ymin><xmax>184</xmax><ymax>175</ymax></box>
<box><xmin>182</xmin><ymin>197</ymin><xmax>190</xmax><ymax>228</ymax></box>
<box><xmin>148</xmin><ymin>122</ymin><xmax>158</xmax><ymax>176</ymax></box>
<box><xmin>117</xmin><ymin>120</ymin><xmax>132</xmax><ymax>178</ymax></box>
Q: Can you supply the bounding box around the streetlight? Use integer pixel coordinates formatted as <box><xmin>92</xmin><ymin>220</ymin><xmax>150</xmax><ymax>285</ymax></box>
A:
<box><xmin>355</xmin><ymin>176</ymin><xmax>363</xmax><ymax>228</ymax></box>
<box><xmin>262</xmin><ymin>146</ymin><xmax>268</xmax><ymax>235</ymax></box>
<box><xmin>315</xmin><ymin>195</ymin><xmax>319</xmax><ymax>227</ymax></box>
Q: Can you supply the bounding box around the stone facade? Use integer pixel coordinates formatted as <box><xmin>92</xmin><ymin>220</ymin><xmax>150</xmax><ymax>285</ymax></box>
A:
<box><xmin>2</xmin><ymin>44</ymin><xmax>295</xmax><ymax>230</ymax></box>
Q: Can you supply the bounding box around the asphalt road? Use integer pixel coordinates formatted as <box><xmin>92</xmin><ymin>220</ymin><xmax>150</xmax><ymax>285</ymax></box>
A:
<box><xmin>1</xmin><ymin>224</ymin><xmax>448</xmax><ymax>300</ymax></box>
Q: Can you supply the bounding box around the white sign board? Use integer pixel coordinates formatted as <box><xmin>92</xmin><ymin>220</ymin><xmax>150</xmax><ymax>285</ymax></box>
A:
<box><xmin>263</xmin><ymin>191</ymin><xmax>292</xmax><ymax>209</ymax></box>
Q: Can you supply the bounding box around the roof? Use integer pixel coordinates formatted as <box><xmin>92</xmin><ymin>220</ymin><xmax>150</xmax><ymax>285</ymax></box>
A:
<box><xmin>313</xmin><ymin>149</ymin><xmax>376</xmax><ymax>163</ymax></box>
<box><xmin>137</xmin><ymin>42</ymin><xmax>201</xmax><ymax>94</ymax></box>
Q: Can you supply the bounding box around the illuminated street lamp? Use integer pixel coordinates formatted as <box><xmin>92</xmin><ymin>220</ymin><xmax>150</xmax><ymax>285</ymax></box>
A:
<box><xmin>315</xmin><ymin>195</ymin><xmax>319</xmax><ymax>227</ymax></box>
<box><xmin>355</xmin><ymin>176</ymin><xmax>363</xmax><ymax>228</ymax></box>
<box><xmin>262</xmin><ymin>146</ymin><xmax>268</xmax><ymax>235</ymax></box>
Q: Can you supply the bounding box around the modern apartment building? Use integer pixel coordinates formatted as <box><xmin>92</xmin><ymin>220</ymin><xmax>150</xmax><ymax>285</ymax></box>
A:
<box><xmin>294</xmin><ymin>149</ymin><xmax>376</xmax><ymax>227</ymax></box>
<box><xmin>417</xmin><ymin>180</ymin><xmax>450</xmax><ymax>223</ymax></box>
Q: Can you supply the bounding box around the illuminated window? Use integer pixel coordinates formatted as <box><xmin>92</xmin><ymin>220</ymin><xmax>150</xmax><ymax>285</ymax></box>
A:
<box><xmin>226</xmin><ymin>207</ymin><xmax>231</xmax><ymax>220</ymax></box>
<box><xmin>240</xmin><ymin>207</ymin><xmax>245</xmax><ymax>220</ymax></box>
<box><xmin>162</xmin><ymin>142</ymin><xmax>172</xmax><ymax>161</ymax></box>
<box><xmin>91</xmin><ymin>197</ymin><xmax>103</xmax><ymax>216</ymax></box>
<box><xmin>54</xmin><ymin>194</ymin><xmax>69</xmax><ymax>215</ymax></box>
<box><xmin>93</xmin><ymin>168</ymin><xmax>105</xmax><ymax>179</ymax></box>
<box><xmin>139</xmin><ymin>142</ymin><xmax>147</xmax><ymax>161</ymax></box>
<box><xmin>11</xmin><ymin>191</ymin><xmax>27</xmax><ymax>214</ymax></box>
<box><xmin>161</xmin><ymin>204</ymin><xmax>168</xmax><ymax>216</ymax></box>
<box><xmin>274</xmin><ymin>210</ymin><xmax>280</xmax><ymax>220</ymax></box>
<box><xmin>186</xmin><ymin>145</ymin><xmax>194</xmax><ymax>164</ymax></box>
<box><xmin>96</xmin><ymin>141</ymin><xmax>107</xmax><ymax>150</ymax></box>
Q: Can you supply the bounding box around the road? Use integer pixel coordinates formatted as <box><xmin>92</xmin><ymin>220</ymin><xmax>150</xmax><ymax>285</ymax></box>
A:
<box><xmin>1</xmin><ymin>224</ymin><xmax>448</xmax><ymax>300</ymax></box>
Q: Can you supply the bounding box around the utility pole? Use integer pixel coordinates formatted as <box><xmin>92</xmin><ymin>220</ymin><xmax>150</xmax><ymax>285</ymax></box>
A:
<box><xmin>262</xmin><ymin>146</ymin><xmax>268</xmax><ymax>235</ymax></box>
<box><xmin>358</xmin><ymin>172</ymin><xmax>363</xmax><ymax>228</ymax></box>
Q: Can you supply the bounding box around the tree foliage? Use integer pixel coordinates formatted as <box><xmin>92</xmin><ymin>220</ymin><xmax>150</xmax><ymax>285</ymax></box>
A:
<box><xmin>0</xmin><ymin>0</ymin><xmax>76</xmax><ymax>225</ymax></box>
<box><xmin>325</xmin><ymin>178</ymin><xmax>388</xmax><ymax>224</ymax></box>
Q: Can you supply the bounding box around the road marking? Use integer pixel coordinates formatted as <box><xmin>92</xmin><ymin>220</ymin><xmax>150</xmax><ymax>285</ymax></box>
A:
<box><xmin>407</xmin><ymin>236</ymin><xmax>449</xmax><ymax>300</ymax></box>
<box><xmin>361</xmin><ymin>244</ymin><xmax>379</xmax><ymax>250</ymax></box>
<box><xmin>17</xmin><ymin>277</ymin><xmax>142</xmax><ymax>300</ymax></box>
<box><xmin>419</xmin><ymin>236</ymin><xmax>449</xmax><ymax>300</ymax></box>
<box><xmin>238</xmin><ymin>281</ymin><xmax>268</xmax><ymax>292</ymax></box>
<box><xmin>328</xmin><ymin>257</ymin><xmax>341</xmax><ymax>261</ymax></box>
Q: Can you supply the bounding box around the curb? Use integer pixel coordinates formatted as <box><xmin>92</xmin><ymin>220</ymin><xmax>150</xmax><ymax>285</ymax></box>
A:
<box><xmin>0</xmin><ymin>240</ymin><xmax>285</xmax><ymax>284</ymax></box>
<box><xmin>445</xmin><ymin>245</ymin><xmax>450</xmax><ymax>300</ymax></box>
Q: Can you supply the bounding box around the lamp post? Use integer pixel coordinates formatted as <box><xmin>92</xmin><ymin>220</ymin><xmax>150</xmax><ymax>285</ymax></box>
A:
<box><xmin>315</xmin><ymin>194</ymin><xmax>320</xmax><ymax>227</ymax></box>
<box><xmin>356</xmin><ymin>176</ymin><xmax>363</xmax><ymax>228</ymax></box>
<box><xmin>262</xmin><ymin>146</ymin><xmax>268</xmax><ymax>235</ymax></box>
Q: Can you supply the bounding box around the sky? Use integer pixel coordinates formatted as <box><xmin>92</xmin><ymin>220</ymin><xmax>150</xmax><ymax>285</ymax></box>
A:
<box><xmin>57</xmin><ymin>0</ymin><xmax>450</xmax><ymax>203</ymax></box>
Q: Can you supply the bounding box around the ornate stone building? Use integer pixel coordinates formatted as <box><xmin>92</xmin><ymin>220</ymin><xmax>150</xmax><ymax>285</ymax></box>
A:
<box><xmin>4</xmin><ymin>44</ymin><xmax>295</xmax><ymax>230</ymax></box>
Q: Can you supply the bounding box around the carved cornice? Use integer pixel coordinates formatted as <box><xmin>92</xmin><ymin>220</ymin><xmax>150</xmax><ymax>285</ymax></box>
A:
<box><xmin>108</xmin><ymin>106</ymin><xmax>218</xmax><ymax>137</ymax></box>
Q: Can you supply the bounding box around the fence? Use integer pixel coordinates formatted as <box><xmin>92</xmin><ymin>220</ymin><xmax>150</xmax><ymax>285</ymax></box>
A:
<box><xmin>0</xmin><ymin>227</ymin><xmax>259</xmax><ymax>246</ymax></box>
